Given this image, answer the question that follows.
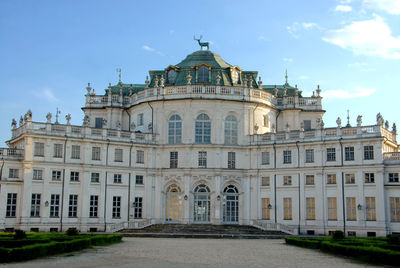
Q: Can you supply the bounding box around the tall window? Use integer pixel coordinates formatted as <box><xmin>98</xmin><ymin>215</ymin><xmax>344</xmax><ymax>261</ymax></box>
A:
<box><xmin>50</xmin><ymin>194</ymin><xmax>60</xmax><ymax>217</ymax></box>
<box><xmin>195</xmin><ymin>113</ymin><xmax>211</xmax><ymax>144</ymax></box>
<box><xmin>136</xmin><ymin>150</ymin><xmax>144</xmax><ymax>164</ymax></box>
<box><xmin>114</xmin><ymin>174</ymin><xmax>122</xmax><ymax>184</ymax></box>
<box><xmin>70</xmin><ymin>171</ymin><xmax>79</xmax><ymax>182</ymax></box>
<box><xmin>34</xmin><ymin>142</ymin><xmax>44</xmax><ymax>156</ymax></box>
<box><xmin>224</xmin><ymin>115</ymin><xmax>238</xmax><ymax>144</ymax></box>
<box><xmin>112</xmin><ymin>196</ymin><xmax>121</xmax><ymax>218</ymax></box>
<box><xmin>6</xmin><ymin>193</ymin><xmax>17</xmax><ymax>217</ymax></box>
<box><xmin>345</xmin><ymin>147</ymin><xmax>354</xmax><ymax>161</ymax></box>
<box><xmin>263</xmin><ymin>115</ymin><xmax>269</xmax><ymax>127</ymax></box>
<box><xmin>135</xmin><ymin>175</ymin><xmax>144</xmax><ymax>185</ymax></box>
<box><xmin>92</xmin><ymin>147</ymin><xmax>101</xmax><ymax>161</ymax></box>
<box><xmin>366</xmin><ymin>197</ymin><xmax>376</xmax><ymax>221</ymax></box>
<box><xmin>137</xmin><ymin>114</ymin><xmax>144</xmax><ymax>126</ymax></box>
<box><xmin>389</xmin><ymin>173</ymin><xmax>399</xmax><ymax>183</ymax></box>
<box><xmin>305</xmin><ymin>149</ymin><xmax>314</xmax><ymax>163</ymax></box>
<box><xmin>170</xmin><ymin>152</ymin><xmax>178</xmax><ymax>168</ymax></box>
<box><xmin>283</xmin><ymin>176</ymin><xmax>292</xmax><ymax>185</ymax></box>
<box><xmin>306</xmin><ymin>197</ymin><xmax>315</xmax><ymax>220</ymax></box>
<box><xmin>90</xmin><ymin>195</ymin><xmax>98</xmax><ymax>218</ymax></box>
<box><xmin>303</xmin><ymin>120</ymin><xmax>311</xmax><ymax>131</ymax></box>
<box><xmin>261</xmin><ymin>176</ymin><xmax>270</xmax><ymax>186</ymax></box>
<box><xmin>306</xmin><ymin>175</ymin><xmax>314</xmax><ymax>185</ymax></box>
<box><xmin>114</xmin><ymin>149</ymin><xmax>123</xmax><ymax>162</ymax></box>
<box><xmin>261</xmin><ymin>152</ymin><xmax>270</xmax><ymax>165</ymax></box>
<box><xmin>52</xmin><ymin>170</ymin><xmax>61</xmax><ymax>181</ymax></box>
<box><xmin>328</xmin><ymin>197</ymin><xmax>337</xmax><ymax>220</ymax></box>
<box><xmin>91</xmin><ymin>172</ymin><xmax>100</xmax><ymax>183</ymax></box>
<box><xmin>168</xmin><ymin>114</ymin><xmax>182</xmax><ymax>144</ymax></box>
<box><xmin>134</xmin><ymin>197</ymin><xmax>143</xmax><ymax>218</ymax></box>
<box><xmin>365</xmin><ymin>173</ymin><xmax>375</xmax><ymax>183</ymax></box>
<box><xmin>54</xmin><ymin>144</ymin><xmax>63</xmax><ymax>158</ymax></box>
<box><xmin>283</xmin><ymin>198</ymin><xmax>292</xmax><ymax>220</ymax></box>
<box><xmin>364</xmin><ymin>146</ymin><xmax>374</xmax><ymax>160</ymax></box>
<box><xmin>198</xmin><ymin>66</ymin><xmax>209</xmax><ymax>83</ymax></box>
<box><xmin>346</xmin><ymin>197</ymin><xmax>357</xmax><ymax>221</ymax></box>
<box><xmin>95</xmin><ymin>117</ymin><xmax>103</xmax><ymax>128</ymax></box>
<box><xmin>326</xmin><ymin>148</ymin><xmax>336</xmax><ymax>161</ymax></box>
<box><xmin>31</xmin><ymin>194</ymin><xmax>41</xmax><ymax>217</ymax></box>
<box><xmin>327</xmin><ymin>174</ymin><xmax>336</xmax><ymax>184</ymax></box>
<box><xmin>283</xmin><ymin>150</ymin><xmax>292</xmax><ymax>164</ymax></box>
<box><xmin>198</xmin><ymin>151</ymin><xmax>207</xmax><ymax>168</ymax></box>
<box><xmin>390</xmin><ymin>197</ymin><xmax>400</xmax><ymax>222</ymax></box>
<box><xmin>71</xmin><ymin>145</ymin><xmax>80</xmax><ymax>159</ymax></box>
<box><xmin>9</xmin><ymin>169</ymin><xmax>19</xmax><ymax>178</ymax></box>
<box><xmin>69</xmin><ymin>194</ymin><xmax>78</xmax><ymax>217</ymax></box>
<box><xmin>345</xmin><ymin>173</ymin><xmax>355</xmax><ymax>184</ymax></box>
<box><xmin>167</xmin><ymin>69</ymin><xmax>175</xmax><ymax>83</ymax></box>
<box><xmin>262</xmin><ymin>198</ymin><xmax>271</xmax><ymax>220</ymax></box>
<box><xmin>228</xmin><ymin>152</ymin><xmax>235</xmax><ymax>169</ymax></box>
<box><xmin>33</xmin><ymin>169</ymin><xmax>43</xmax><ymax>180</ymax></box>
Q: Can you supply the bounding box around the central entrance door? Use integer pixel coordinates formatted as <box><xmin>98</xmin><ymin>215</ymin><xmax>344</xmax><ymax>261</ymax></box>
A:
<box><xmin>193</xmin><ymin>184</ymin><xmax>210</xmax><ymax>223</ymax></box>
<box><xmin>165</xmin><ymin>184</ymin><xmax>182</xmax><ymax>222</ymax></box>
<box><xmin>223</xmin><ymin>185</ymin><xmax>239</xmax><ymax>224</ymax></box>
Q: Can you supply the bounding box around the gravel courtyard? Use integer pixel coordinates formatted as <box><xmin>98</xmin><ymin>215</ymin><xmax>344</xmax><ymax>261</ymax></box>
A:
<box><xmin>1</xmin><ymin>237</ymin><xmax>378</xmax><ymax>268</ymax></box>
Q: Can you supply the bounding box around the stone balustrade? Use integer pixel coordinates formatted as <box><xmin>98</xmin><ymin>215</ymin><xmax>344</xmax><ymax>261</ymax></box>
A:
<box><xmin>0</xmin><ymin>148</ymin><xmax>24</xmax><ymax>160</ymax></box>
<box><xmin>384</xmin><ymin>152</ymin><xmax>400</xmax><ymax>161</ymax></box>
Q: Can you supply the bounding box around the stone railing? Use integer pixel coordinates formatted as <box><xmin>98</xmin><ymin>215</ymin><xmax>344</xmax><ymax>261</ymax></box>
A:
<box><xmin>107</xmin><ymin>219</ymin><xmax>152</xmax><ymax>232</ymax></box>
<box><xmin>251</xmin><ymin>220</ymin><xmax>298</xmax><ymax>235</ymax></box>
<box><xmin>85</xmin><ymin>85</ymin><xmax>322</xmax><ymax>111</ymax></box>
<box><xmin>11</xmin><ymin>122</ymin><xmax>158</xmax><ymax>144</ymax></box>
<box><xmin>383</xmin><ymin>152</ymin><xmax>400</xmax><ymax>164</ymax></box>
<box><xmin>0</xmin><ymin>148</ymin><xmax>24</xmax><ymax>160</ymax></box>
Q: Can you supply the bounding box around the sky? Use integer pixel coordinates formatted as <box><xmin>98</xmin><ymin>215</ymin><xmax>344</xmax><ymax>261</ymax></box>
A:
<box><xmin>1</xmin><ymin>0</ymin><xmax>400</xmax><ymax>146</ymax></box>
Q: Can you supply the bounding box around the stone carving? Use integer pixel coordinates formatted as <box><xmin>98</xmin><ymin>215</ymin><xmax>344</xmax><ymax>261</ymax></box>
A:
<box><xmin>25</xmin><ymin>109</ymin><xmax>32</xmax><ymax>122</ymax></box>
<box><xmin>254</xmin><ymin>124</ymin><xmax>259</xmax><ymax>132</ymax></box>
<box><xmin>393</xmin><ymin>123</ymin><xmax>397</xmax><ymax>134</ymax></box>
<box><xmin>356</xmin><ymin>115</ymin><xmax>362</xmax><ymax>127</ymax></box>
<box><xmin>283</xmin><ymin>87</ymin><xmax>287</xmax><ymax>97</ymax></box>
<box><xmin>336</xmin><ymin>117</ymin><xmax>342</xmax><ymax>128</ymax></box>
<box><xmin>102</xmin><ymin>118</ymin><xmax>107</xmax><ymax>128</ymax></box>
<box><xmin>108</xmin><ymin>83</ymin><xmax>112</xmax><ymax>96</ymax></box>
<box><xmin>274</xmin><ymin>86</ymin><xmax>279</xmax><ymax>97</ymax></box>
<box><xmin>300</xmin><ymin>121</ymin><xmax>304</xmax><ymax>131</ymax></box>
<box><xmin>92</xmin><ymin>88</ymin><xmax>96</xmax><ymax>95</ymax></box>
<box><xmin>258</xmin><ymin>76</ymin><xmax>262</xmax><ymax>88</ymax></box>
<box><xmin>216</xmin><ymin>73</ymin><xmax>221</xmax><ymax>85</ymax></box>
<box><xmin>86</xmin><ymin>82</ymin><xmax>92</xmax><ymax>94</ymax></box>
<box><xmin>271</xmin><ymin>123</ymin><xmax>276</xmax><ymax>133</ymax></box>
<box><xmin>385</xmin><ymin>120</ymin><xmax>389</xmax><ymax>129</ymax></box>
<box><xmin>186</xmin><ymin>72</ymin><xmax>192</xmax><ymax>85</ymax></box>
<box><xmin>119</xmin><ymin>86</ymin><xmax>123</xmax><ymax>96</ymax></box>
<box><xmin>154</xmin><ymin>76</ymin><xmax>159</xmax><ymax>88</ymax></box>
<box><xmin>19</xmin><ymin>116</ymin><xmax>23</xmax><ymax>127</ymax></box>
<box><xmin>376</xmin><ymin>113</ymin><xmax>384</xmax><ymax>126</ymax></box>
<box><xmin>116</xmin><ymin>121</ymin><xmax>121</xmax><ymax>129</ymax></box>
<box><xmin>243</xmin><ymin>77</ymin><xmax>248</xmax><ymax>88</ymax></box>
<box><xmin>294</xmin><ymin>85</ymin><xmax>299</xmax><ymax>96</ymax></box>
<box><xmin>248</xmin><ymin>76</ymin><xmax>253</xmax><ymax>88</ymax></box>
<box><xmin>285</xmin><ymin>123</ymin><xmax>290</xmax><ymax>132</ymax></box>
<box><xmin>160</xmin><ymin>75</ymin><xmax>165</xmax><ymax>87</ymax></box>
<box><xmin>316</xmin><ymin>85</ymin><xmax>321</xmax><ymax>97</ymax></box>
<box><xmin>65</xmin><ymin>114</ymin><xmax>71</xmax><ymax>125</ymax></box>
<box><xmin>130</xmin><ymin>121</ymin><xmax>136</xmax><ymax>130</ymax></box>
<box><xmin>83</xmin><ymin>115</ymin><xmax>90</xmax><ymax>126</ymax></box>
<box><xmin>11</xmin><ymin>119</ymin><xmax>17</xmax><ymax>129</ymax></box>
<box><xmin>46</xmin><ymin>112</ymin><xmax>52</xmax><ymax>123</ymax></box>
<box><xmin>148</xmin><ymin>122</ymin><xmax>153</xmax><ymax>132</ymax></box>
<box><xmin>129</xmin><ymin>85</ymin><xmax>133</xmax><ymax>96</ymax></box>
<box><xmin>145</xmin><ymin>76</ymin><xmax>149</xmax><ymax>88</ymax></box>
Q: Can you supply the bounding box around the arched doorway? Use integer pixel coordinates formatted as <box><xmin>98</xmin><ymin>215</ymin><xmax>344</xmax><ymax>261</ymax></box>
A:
<box><xmin>193</xmin><ymin>184</ymin><xmax>210</xmax><ymax>223</ymax></box>
<box><xmin>223</xmin><ymin>185</ymin><xmax>239</xmax><ymax>224</ymax></box>
<box><xmin>165</xmin><ymin>184</ymin><xmax>182</xmax><ymax>222</ymax></box>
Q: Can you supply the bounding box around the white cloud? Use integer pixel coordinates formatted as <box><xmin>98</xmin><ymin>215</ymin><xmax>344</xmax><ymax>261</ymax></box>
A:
<box><xmin>302</xmin><ymin>22</ymin><xmax>318</xmax><ymax>30</ymax></box>
<box><xmin>363</xmin><ymin>0</ymin><xmax>400</xmax><ymax>15</ymax></box>
<box><xmin>322</xmin><ymin>15</ymin><xmax>400</xmax><ymax>59</ymax></box>
<box><xmin>258</xmin><ymin>35</ymin><xmax>268</xmax><ymax>41</ymax></box>
<box><xmin>335</xmin><ymin>5</ymin><xmax>353</xmax><ymax>12</ymax></box>
<box><xmin>347</xmin><ymin>62</ymin><xmax>376</xmax><ymax>71</ymax></box>
<box><xmin>142</xmin><ymin>45</ymin><xmax>155</xmax><ymax>51</ymax></box>
<box><xmin>322</xmin><ymin>86</ymin><xmax>376</xmax><ymax>99</ymax></box>
<box><xmin>299</xmin><ymin>75</ymin><xmax>309</xmax><ymax>80</ymax></box>
<box><xmin>287</xmin><ymin>22</ymin><xmax>320</xmax><ymax>38</ymax></box>
<box><xmin>34</xmin><ymin>88</ymin><xmax>59</xmax><ymax>103</ymax></box>
<box><xmin>283</xmin><ymin>58</ymin><xmax>293</xmax><ymax>62</ymax></box>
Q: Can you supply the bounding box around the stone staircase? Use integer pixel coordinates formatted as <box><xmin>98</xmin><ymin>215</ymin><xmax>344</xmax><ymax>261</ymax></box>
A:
<box><xmin>119</xmin><ymin>224</ymin><xmax>288</xmax><ymax>239</ymax></box>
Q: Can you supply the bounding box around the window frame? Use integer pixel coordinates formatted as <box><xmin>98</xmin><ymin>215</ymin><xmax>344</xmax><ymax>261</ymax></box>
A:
<box><xmin>6</xmin><ymin>193</ymin><xmax>17</xmax><ymax>217</ymax></box>
<box><xmin>50</xmin><ymin>194</ymin><xmax>60</xmax><ymax>218</ymax></box>
<box><xmin>344</xmin><ymin>146</ymin><xmax>355</xmax><ymax>161</ymax></box>
<box><xmin>326</xmin><ymin>148</ymin><xmax>336</xmax><ymax>162</ymax></box>
<box><xmin>170</xmin><ymin>152</ymin><xmax>178</xmax><ymax>168</ymax></box>
<box><xmin>283</xmin><ymin>150</ymin><xmax>292</xmax><ymax>164</ymax></box>
<box><xmin>112</xmin><ymin>196</ymin><xmax>121</xmax><ymax>218</ymax></box>
<box><xmin>228</xmin><ymin>152</ymin><xmax>236</xmax><ymax>169</ymax></box>
<box><xmin>198</xmin><ymin>151</ymin><xmax>207</xmax><ymax>168</ymax></box>
<box><xmin>364</xmin><ymin>145</ymin><xmax>374</xmax><ymax>160</ymax></box>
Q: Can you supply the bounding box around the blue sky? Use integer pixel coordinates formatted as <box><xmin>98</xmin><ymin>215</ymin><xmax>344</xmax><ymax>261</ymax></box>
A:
<box><xmin>1</xmin><ymin>0</ymin><xmax>399</xmax><ymax>146</ymax></box>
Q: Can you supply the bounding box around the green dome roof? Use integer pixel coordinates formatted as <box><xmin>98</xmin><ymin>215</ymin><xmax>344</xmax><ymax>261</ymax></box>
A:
<box><xmin>176</xmin><ymin>50</ymin><xmax>231</xmax><ymax>68</ymax></box>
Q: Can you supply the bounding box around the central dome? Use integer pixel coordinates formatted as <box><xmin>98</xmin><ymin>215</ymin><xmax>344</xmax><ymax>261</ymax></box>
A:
<box><xmin>176</xmin><ymin>50</ymin><xmax>232</xmax><ymax>68</ymax></box>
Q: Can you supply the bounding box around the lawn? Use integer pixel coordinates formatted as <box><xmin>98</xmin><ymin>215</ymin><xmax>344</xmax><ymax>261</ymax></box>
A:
<box><xmin>0</xmin><ymin>229</ymin><xmax>122</xmax><ymax>263</ymax></box>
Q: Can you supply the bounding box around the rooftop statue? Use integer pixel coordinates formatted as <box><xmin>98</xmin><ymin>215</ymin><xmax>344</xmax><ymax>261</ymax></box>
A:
<box><xmin>194</xmin><ymin>35</ymin><xmax>209</xmax><ymax>50</ymax></box>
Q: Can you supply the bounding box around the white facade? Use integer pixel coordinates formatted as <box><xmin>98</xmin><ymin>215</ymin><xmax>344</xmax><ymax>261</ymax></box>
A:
<box><xmin>0</xmin><ymin>49</ymin><xmax>399</xmax><ymax>236</ymax></box>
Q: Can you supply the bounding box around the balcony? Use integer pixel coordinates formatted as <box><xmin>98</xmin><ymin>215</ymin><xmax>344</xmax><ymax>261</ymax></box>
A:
<box><xmin>383</xmin><ymin>152</ymin><xmax>400</xmax><ymax>165</ymax></box>
<box><xmin>0</xmin><ymin>148</ymin><xmax>24</xmax><ymax>160</ymax></box>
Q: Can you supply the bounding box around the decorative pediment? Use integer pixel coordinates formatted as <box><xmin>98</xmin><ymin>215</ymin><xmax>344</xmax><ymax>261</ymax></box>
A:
<box><xmin>194</xmin><ymin>62</ymin><xmax>212</xmax><ymax>69</ymax></box>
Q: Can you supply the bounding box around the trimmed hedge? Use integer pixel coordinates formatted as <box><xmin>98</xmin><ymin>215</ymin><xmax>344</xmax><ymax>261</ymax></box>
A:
<box><xmin>0</xmin><ymin>234</ymin><xmax>122</xmax><ymax>263</ymax></box>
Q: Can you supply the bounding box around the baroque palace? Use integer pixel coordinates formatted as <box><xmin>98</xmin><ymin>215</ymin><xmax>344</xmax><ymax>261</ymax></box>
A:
<box><xmin>1</xmin><ymin>44</ymin><xmax>399</xmax><ymax>237</ymax></box>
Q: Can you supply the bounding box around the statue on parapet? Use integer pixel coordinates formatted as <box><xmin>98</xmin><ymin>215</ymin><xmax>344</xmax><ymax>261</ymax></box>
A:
<box><xmin>376</xmin><ymin>113</ymin><xmax>384</xmax><ymax>126</ymax></box>
<box><xmin>193</xmin><ymin>35</ymin><xmax>209</xmax><ymax>50</ymax></box>
<box><xmin>11</xmin><ymin>119</ymin><xmax>17</xmax><ymax>129</ymax></box>
<box><xmin>356</xmin><ymin>115</ymin><xmax>362</xmax><ymax>127</ymax></box>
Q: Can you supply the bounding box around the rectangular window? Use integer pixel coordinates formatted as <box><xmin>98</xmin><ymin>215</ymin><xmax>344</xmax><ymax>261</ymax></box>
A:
<box><xmin>137</xmin><ymin>114</ymin><xmax>144</xmax><ymax>126</ymax></box>
<box><xmin>345</xmin><ymin>173</ymin><xmax>355</xmax><ymax>184</ymax></box>
<box><xmin>328</xmin><ymin>197</ymin><xmax>337</xmax><ymax>220</ymax></box>
<box><xmin>50</xmin><ymin>194</ymin><xmax>60</xmax><ymax>217</ymax></box>
<box><xmin>306</xmin><ymin>175</ymin><xmax>315</xmax><ymax>185</ymax></box>
<box><xmin>389</xmin><ymin>173</ymin><xmax>399</xmax><ymax>183</ymax></box>
<box><xmin>68</xmin><ymin>194</ymin><xmax>78</xmax><ymax>217</ymax></box>
<box><xmin>33</xmin><ymin>169</ymin><xmax>43</xmax><ymax>180</ymax></box>
<box><xmin>283</xmin><ymin>150</ymin><xmax>292</xmax><ymax>164</ymax></box>
<box><xmin>70</xmin><ymin>171</ymin><xmax>79</xmax><ymax>182</ymax></box>
<box><xmin>71</xmin><ymin>145</ymin><xmax>80</xmax><ymax>159</ymax></box>
<box><xmin>114</xmin><ymin>174</ymin><xmax>122</xmax><ymax>184</ymax></box>
<box><xmin>261</xmin><ymin>152</ymin><xmax>270</xmax><ymax>165</ymax></box>
<box><xmin>170</xmin><ymin>151</ymin><xmax>178</xmax><ymax>168</ymax></box>
<box><xmin>262</xmin><ymin>198</ymin><xmax>271</xmax><ymax>220</ymax></box>
<box><xmin>263</xmin><ymin>115</ymin><xmax>269</xmax><ymax>127</ymax></box>
<box><xmin>306</xmin><ymin>197</ymin><xmax>315</xmax><ymax>220</ymax></box>
<box><xmin>135</xmin><ymin>175</ymin><xmax>144</xmax><ymax>185</ymax></box>
<box><xmin>31</xmin><ymin>193</ymin><xmax>41</xmax><ymax>217</ymax></box>
<box><xmin>283</xmin><ymin>198</ymin><xmax>292</xmax><ymax>220</ymax></box>
<box><xmin>326</xmin><ymin>148</ymin><xmax>336</xmax><ymax>161</ymax></box>
<box><xmin>112</xmin><ymin>196</ymin><xmax>121</xmax><ymax>218</ymax></box>
<box><xmin>91</xmin><ymin>172</ymin><xmax>100</xmax><ymax>183</ymax></box>
<box><xmin>95</xmin><ymin>117</ymin><xmax>103</xmax><ymax>128</ymax></box>
<box><xmin>327</xmin><ymin>174</ymin><xmax>336</xmax><ymax>184</ymax></box>
<box><xmin>346</xmin><ymin>197</ymin><xmax>357</xmax><ymax>221</ymax></box>
<box><xmin>6</xmin><ymin>193</ymin><xmax>17</xmax><ymax>217</ymax></box>
<box><xmin>365</xmin><ymin>197</ymin><xmax>376</xmax><ymax>221</ymax></box>
<box><xmin>114</xmin><ymin>149</ymin><xmax>123</xmax><ymax>162</ymax></box>
<box><xmin>261</xmin><ymin>176</ymin><xmax>270</xmax><ymax>186</ymax></box>
<box><xmin>92</xmin><ymin>147</ymin><xmax>101</xmax><ymax>161</ymax></box>
<box><xmin>303</xmin><ymin>120</ymin><xmax>311</xmax><ymax>131</ymax></box>
<box><xmin>364</xmin><ymin>145</ymin><xmax>374</xmax><ymax>160</ymax></box>
<box><xmin>52</xmin><ymin>170</ymin><xmax>61</xmax><ymax>181</ymax></box>
<box><xmin>228</xmin><ymin>152</ymin><xmax>235</xmax><ymax>169</ymax></box>
<box><xmin>365</xmin><ymin>173</ymin><xmax>375</xmax><ymax>183</ymax></box>
<box><xmin>34</xmin><ymin>142</ymin><xmax>44</xmax><ymax>157</ymax></box>
<box><xmin>136</xmin><ymin>150</ymin><xmax>144</xmax><ymax>164</ymax></box>
<box><xmin>345</xmin><ymin>147</ymin><xmax>354</xmax><ymax>161</ymax></box>
<box><xmin>134</xmin><ymin>197</ymin><xmax>143</xmax><ymax>218</ymax></box>
<box><xmin>283</xmin><ymin>176</ymin><xmax>292</xmax><ymax>185</ymax></box>
<box><xmin>9</xmin><ymin>169</ymin><xmax>19</xmax><ymax>178</ymax></box>
<box><xmin>54</xmin><ymin>144</ymin><xmax>63</xmax><ymax>158</ymax></box>
<box><xmin>305</xmin><ymin>149</ymin><xmax>314</xmax><ymax>163</ymax></box>
<box><xmin>391</xmin><ymin>197</ymin><xmax>400</xmax><ymax>222</ymax></box>
<box><xmin>198</xmin><ymin>151</ymin><xmax>207</xmax><ymax>168</ymax></box>
<box><xmin>89</xmin><ymin>195</ymin><xmax>98</xmax><ymax>218</ymax></box>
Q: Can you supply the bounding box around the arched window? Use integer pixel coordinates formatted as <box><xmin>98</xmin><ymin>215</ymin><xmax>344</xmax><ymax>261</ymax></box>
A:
<box><xmin>224</xmin><ymin>115</ymin><xmax>238</xmax><ymax>144</ymax></box>
<box><xmin>168</xmin><ymin>114</ymin><xmax>182</xmax><ymax>144</ymax></box>
<box><xmin>223</xmin><ymin>185</ymin><xmax>239</xmax><ymax>223</ymax></box>
<box><xmin>198</xmin><ymin>66</ymin><xmax>209</xmax><ymax>83</ymax></box>
<box><xmin>193</xmin><ymin>184</ymin><xmax>210</xmax><ymax>222</ymax></box>
<box><xmin>195</xmin><ymin>113</ymin><xmax>211</xmax><ymax>144</ymax></box>
<box><xmin>167</xmin><ymin>69</ymin><xmax>175</xmax><ymax>84</ymax></box>
<box><xmin>166</xmin><ymin>184</ymin><xmax>182</xmax><ymax>222</ymax></box>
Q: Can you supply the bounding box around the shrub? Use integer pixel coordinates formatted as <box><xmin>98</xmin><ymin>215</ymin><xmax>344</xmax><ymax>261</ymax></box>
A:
<box><xmin>66</xmin><ymin>228</ymin><xmax>79</xmax><ymax>236</ymax></box>
<box><xmin>331</xmin><ymin>230</ymin><xmax>344</xmax><ymax>240</ymax></box>
<box><xmin>13</xmin><ymin>230</ymin><xmax>26</xmax><ymax>240</ymax></box>
<box><xmin>387</xmin><ymin>234</ymin><xmax>400</xmax><ymax>244</ymax></box>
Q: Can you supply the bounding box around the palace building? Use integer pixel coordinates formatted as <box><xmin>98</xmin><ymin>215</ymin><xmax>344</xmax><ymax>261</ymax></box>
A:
<box><xmin>0</xmin><ymin>46</ymin><xmax>399</xmax><ymax>236</ymax></box>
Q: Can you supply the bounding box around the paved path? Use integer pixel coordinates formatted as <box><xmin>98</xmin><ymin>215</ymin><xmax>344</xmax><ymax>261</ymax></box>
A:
<box><xmin>1</xmin><ymin>238</ymin><xmax>378</xmax><ymax>268</ymax></box>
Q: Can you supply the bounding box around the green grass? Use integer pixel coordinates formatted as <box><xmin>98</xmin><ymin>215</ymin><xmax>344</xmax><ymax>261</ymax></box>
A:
<box><xmin>0</xmin><ymin>231</ymin><xmax>122</xmax><ymax>263</ymax></box>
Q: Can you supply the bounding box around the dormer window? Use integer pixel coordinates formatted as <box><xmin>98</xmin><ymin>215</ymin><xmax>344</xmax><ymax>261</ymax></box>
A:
<box><xmin>231</xmin><ymin>69</ymin><xmax>239</xmax><ymax>84</ymax></box>
<box><xmin>167</xmin><ymin>69</ymin><xmax>175</xmax><ymax>84</ymax></box>
<box><xmin>198</xmin><ymin>66</ymin><xmax>209</xmax><ymax>83</ymax></box>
